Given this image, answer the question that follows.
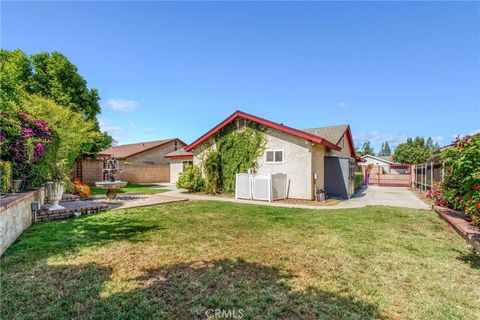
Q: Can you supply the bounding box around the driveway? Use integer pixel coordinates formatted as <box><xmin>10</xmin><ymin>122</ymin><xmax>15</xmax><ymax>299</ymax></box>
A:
<box><xmin>163</xmin><ymin>185</ymin><xmax>430</xmax><ymax>210</ymax></box>
<box><xmin>333</xmin><ymin>185</ymin><xmax>429</xmax><ymax>210</ymax></box>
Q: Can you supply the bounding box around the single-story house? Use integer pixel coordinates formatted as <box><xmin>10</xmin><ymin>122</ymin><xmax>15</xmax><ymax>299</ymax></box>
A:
<box><xmin>165</xmin><ymin>110</ymin><xmax>360</xmax><ymax>199</ymax></box>
<box><xmin>360</xmin><ymin>154</ymin><xmax>410</xmax><ymax>177</ymax></box>
<box><xmin>73</xmin><ymin>138</ymin><xmax>186</xmax><ymax>184</ymax></box>
<box><xmin>360</xmin><ymin>154</ymin><xmax>394</xmax><ymax>166</ymax></box>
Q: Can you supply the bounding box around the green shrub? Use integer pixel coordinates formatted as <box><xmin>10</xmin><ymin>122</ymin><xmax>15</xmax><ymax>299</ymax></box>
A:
<box><xmin>176</xmin><ymin>165</ymin><xmax>204</xmax><ymax>192</ymax></box>
<box><xmin>203</xmin><ymin>150</ymin><xmax>222</xmax><ymax>194</ymax></box>
<box><xmin>354</xmin><ymin>172</ymin><xmax>364</xmax><ymax>190</ymax></box>
<box><xmin>440</xmin><ymin>135</ymin><xmax>480</xmax><ymax>226</ymax></box>
<box><xmin>213</xmin><ymin>121</ymin><xmax>266</xmax><ymax>193</ymax></box>
<box><xmin>0</xmin><ymin>161</ymin><xmax>12</xmax><ymax>193</ymax></box>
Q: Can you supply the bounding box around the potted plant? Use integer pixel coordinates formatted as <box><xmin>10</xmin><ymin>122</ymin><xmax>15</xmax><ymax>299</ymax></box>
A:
<box><xmin>45</xmin><ymin>160</ymin><xmax>69</xmax><ymax>210</ymax></box>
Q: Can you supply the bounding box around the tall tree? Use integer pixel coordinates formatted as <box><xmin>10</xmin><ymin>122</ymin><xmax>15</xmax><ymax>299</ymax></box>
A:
<box><xmin>0</xmin><ymin>49</ymin><xmax>112</xmax><ymax>153</ymax></box>
<box><xmin>393</xmin><ymin>136</ymin><xmax>436</xmax><ymax>164</ymax></box>
<box><xmin>361</xmin><ymin>140</ymin><xmax>375</xmax><ymax>156</ymax></box>
<box><xmin>378</xmin><ymin>141</ymin><xmax>391</xmax><ymax>156</ymax></box>
<box><xmin>426</xmin><ymin>137</ymin><xmax>434</xmax><ymax>150</ymax></box>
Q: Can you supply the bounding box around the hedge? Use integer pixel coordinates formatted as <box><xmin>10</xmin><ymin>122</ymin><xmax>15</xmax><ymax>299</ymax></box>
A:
<box><xmin>354</xmin><ymin>172</ymin><xmax>364</xmax><ymax>190</ymax></box>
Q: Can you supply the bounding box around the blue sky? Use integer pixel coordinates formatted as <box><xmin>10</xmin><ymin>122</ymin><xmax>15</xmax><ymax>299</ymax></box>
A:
<box><xmin>2</xmin><ymin>1</ymin><xmax>479</xmax><ymax>151</ymax></box>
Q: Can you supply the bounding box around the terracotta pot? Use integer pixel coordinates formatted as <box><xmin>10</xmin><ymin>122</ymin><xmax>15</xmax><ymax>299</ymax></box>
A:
<box><xmin>46</xmin><ymin>181</ymin><xmax>65</xmax><ymax>210</ymax></box>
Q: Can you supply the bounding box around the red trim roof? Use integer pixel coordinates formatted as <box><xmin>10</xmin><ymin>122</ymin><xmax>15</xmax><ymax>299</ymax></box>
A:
<box><xmin>342</xmin><ymin>126</ymin><xmax>358</xmax><ymax>159</ymax></box>
<box><xmin>164</xmin><ymin>155</ymin><xmax>193</xmax><ymax>159</ymax></box>
<box><xmin>185</xmin><ymin>110</ymin><xmax>342</xmax><ymax>152</ymax></box>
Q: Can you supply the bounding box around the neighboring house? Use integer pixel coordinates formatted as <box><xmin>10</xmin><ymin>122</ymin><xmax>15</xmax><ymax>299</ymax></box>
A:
<box><xmin>166</xmin><ymin>110</ymin><xmax>360</xmax><ymax>199</ymax></box>
<box><xmin>360</xmin><ymin>154</ymin><xmax>410</xmax><ymax>178</ymax></box>
<box><xmin>360</xmin><ymin>154</ymin><xmax>394</xmax><ymax>166</ymax></box>
<box><xmin>164</xmin><ymin>148</ymin><xmax>194</xmax><ymax>184</ymax></box>
<box><xmin>73</xmin><ymin>138</ymin><xmax>186</xmax><ymax>184</ymax></box>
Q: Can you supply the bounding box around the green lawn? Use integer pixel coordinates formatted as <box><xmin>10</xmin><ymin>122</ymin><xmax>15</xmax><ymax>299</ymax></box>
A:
<box><xmin>90</xmin><ymin>183</ymin><xmax>169</xmax><ymax>195</ymax></box>
<box><xmin>1</xmin><ymin>202</ymin><xmax>479</xmax><ymax>319</ymax></box>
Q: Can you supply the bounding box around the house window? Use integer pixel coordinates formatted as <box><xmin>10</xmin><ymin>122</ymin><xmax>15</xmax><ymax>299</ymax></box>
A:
<box><xmin>182</xmin><ymin>160</ymin><xmax>193</xmax><ymax>171</ymax></box>
<box><xmin>265</xmin><ymin>150</ymin><xmax>284</xmax><ymax>164</ymax></box>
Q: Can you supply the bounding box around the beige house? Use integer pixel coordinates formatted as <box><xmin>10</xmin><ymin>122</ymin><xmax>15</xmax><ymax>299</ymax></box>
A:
<box><xmin>166</xmin><ymin>110</ymin><xmax>359</xmax><ymax>199</ymax></box>
<box><xmin>74</xmin><ymin>138</ymin><xmax>186</xmax><ymax>184</ymax></box>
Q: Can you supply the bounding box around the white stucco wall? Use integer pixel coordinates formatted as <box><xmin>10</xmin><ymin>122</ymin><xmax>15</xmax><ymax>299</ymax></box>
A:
<box><xmin>311</xmin><ymin>144</ymin><xmax>326</xmax><ymax>191</ymax></box>
<box><xmin>360</xmin><ymin>156</ymin><xmax>392</xmax><ymax>166</ymax></box>
<box><xmin>191</xmin><ymin>128</ymin><xmax>315</xmax><ymax>200</ymax></box>
<box><xmin>256</xmin><ymin>129</ymin><xmax>313</xmax><ymax>200</ymax></box>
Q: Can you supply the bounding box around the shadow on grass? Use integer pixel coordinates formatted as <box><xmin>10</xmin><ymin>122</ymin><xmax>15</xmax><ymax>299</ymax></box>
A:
<box><xmin>1</xmin><ymin>213</ymin><xmax>161</xmax><ymax>264</ymax></box>
<box><xmin>457</xmin><ymin>249</ymin><xmax>480</xmax><ymax>270</ymax></box>
<box><xmin>1</xmin><ymin>258</ymin><xmax>384</xmax><ymax>319</ymax></box>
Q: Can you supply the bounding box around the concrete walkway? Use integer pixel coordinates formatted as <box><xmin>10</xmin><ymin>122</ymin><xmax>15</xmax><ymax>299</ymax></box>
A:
<box><xmin>162</xmin><ymin>185</ymin><xmax>430</xmax><ymax>210</ymax></box>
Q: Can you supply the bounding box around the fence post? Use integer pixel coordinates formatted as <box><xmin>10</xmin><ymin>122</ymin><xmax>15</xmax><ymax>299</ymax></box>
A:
<box><xmin>420</xmin><ymin>164</ymin><xmax>424</xmax><ymax>192</ymax></box>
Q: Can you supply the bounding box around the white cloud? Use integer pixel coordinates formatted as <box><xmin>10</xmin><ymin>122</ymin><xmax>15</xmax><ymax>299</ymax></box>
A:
<box><xmin>103</xmin><ymin>99</ymin><xmax>139</xmax><ymax>112</ymax></box>
<box><xmin>99</xmin><ymin>118</ymin><xmax>129</xmax><ymax>143</ymax></box>
<box><xmin>432</xmin><ymin>136</ymin><xmax>443</xmax><ymax>144</ymax></box>
<box><xmin>353</xmin><ymin>130</ymin><xmax>410</xmax><ymax>150</ymax></box>
<box><xmin>336</xmin><ymin>101</ymin><xmax>347</xmax><ymax>107</ymax></box>
<box><xmin>354</xmin><ymin>131</ymin><xmax>448</xmax><ymax>151</ymax></box>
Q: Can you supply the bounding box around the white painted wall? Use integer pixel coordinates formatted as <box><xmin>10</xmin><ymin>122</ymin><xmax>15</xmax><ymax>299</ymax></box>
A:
<box><xmin>311</xmin><ymin>144</ymin><xmax>326</xmax><ymax>191</ymax></box>
<box><xmin>360</xmin><ymin>155</ymin><xmax>392</xmax><ymax>166</ymax></box>
<box><xmin>191</xmin><ymin>128</ymin><xmax>315</xmax><ymax>200</ymax></box>
<box><xmin>256</xmin><ymin>129</ymin><xmax>313</xmax><ymax>200</ymax></box>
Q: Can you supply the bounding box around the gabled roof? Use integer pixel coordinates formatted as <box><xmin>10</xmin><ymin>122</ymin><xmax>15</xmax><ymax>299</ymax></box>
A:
<box><xmin>164</xmin><ymin>147</ymin><xmax>193</xmax><ymax>159</ymax></box>
<box><xmin>303</xmin><ymin>124</ymin><xmax>358</xmax><ymax>159</ymax></box>
<box><xmin>100</xmin><ymin>138</ymin><xmax>183</xmax><ymax>159</ymax></box>
<box><xmin>361</xmin><ymin>154</ymin><xmax>394</xmax><ymax>165</ymax></box>
<box><xmin>376</xmin><ymin>155</ymin><xmax>394</xmax><ymax>162</ymax></box>
<box><xmin>185</xmin><ymin>110</ymin><xmax>342</xmax><ymax>152</ymax></box>
<box><xmin>302</xmin><ymin>124</ymin><xmax>349</xmax><ymax>146</ymax></box>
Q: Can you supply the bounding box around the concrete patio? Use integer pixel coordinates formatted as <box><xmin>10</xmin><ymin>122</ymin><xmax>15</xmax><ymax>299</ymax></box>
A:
<box><xmin>162</xmin><ymin>185</ymin><xmax>430</xmax><ymax>210</ymax></box>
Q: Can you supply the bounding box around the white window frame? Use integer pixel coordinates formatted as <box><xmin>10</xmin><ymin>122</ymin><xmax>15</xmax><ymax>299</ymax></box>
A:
<box><xmin>265</xmin><ymin>149</ymin><xmax>284</xmax><ymax>164</ymax></box>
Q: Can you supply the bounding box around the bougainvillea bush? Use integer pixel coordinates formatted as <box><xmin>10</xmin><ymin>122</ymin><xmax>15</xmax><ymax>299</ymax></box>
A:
<box><xmin>428</xmin><ymin>135</ymin><xmax>480</xmax><ymax>227</ymax></box>
<box><xmin>0</xmin><ymin>110</ymin><xmax>53</xmax><ymax>183</ymax></box>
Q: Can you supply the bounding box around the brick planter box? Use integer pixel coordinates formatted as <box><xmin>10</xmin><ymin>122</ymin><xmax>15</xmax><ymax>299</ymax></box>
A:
<box><xmin>36</xmin><ymin>201</ymin><xmax>108</xmax><ymax>222</ymax></box>
<box><xmin>434</xmin><ymin>205</ymin><xmax>480</xmax><ymax>252</ymax></box>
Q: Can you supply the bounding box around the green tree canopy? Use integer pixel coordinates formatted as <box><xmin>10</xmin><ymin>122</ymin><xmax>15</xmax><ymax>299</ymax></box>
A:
<box><xmin>359</xmin><ymin>140</ymin><xmax>375</xmax><ymax>156</ymax></box>
<box><xmin>378</xmin><ymin>141</ymin><xmax>392</xmax><ymax>156</ymax></box>
<box><xmin>393</xmin><ymin>136</ymin><xmax>437</xmax><ymax>164</ymax></box>
<box><xmin>0</xmin><ymin>49</ymin><xmax>112</xmax><ymax>154</ymax></box>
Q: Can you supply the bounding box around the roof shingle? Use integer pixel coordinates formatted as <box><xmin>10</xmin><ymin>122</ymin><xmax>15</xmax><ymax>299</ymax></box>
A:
<box><xmin>99</xmin><ymin>139</ymin><xmax>176</xmax><ymax>159</ymax></box>
<box><xmin>301</xmin><ymin>124</ymin><xmax>348</xmax><ymax>146</ymax></box>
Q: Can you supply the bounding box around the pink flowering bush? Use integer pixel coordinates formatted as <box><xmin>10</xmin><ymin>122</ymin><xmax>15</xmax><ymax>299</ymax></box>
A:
<box><xmin>438</xmin><ymin>135</ymin><xmax>480</xmax><ymax>227</ymax></box>
<box><xmin>0</xmin><ymin>110</ymin><xmax>53</xmax><ymax>183</ymax></box>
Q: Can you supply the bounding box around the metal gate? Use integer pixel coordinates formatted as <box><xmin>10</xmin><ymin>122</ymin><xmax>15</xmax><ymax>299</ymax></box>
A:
<box><xmin>369</xmin><ymin>164</ymin><xmax>412</xmax><ymax>186</ymax></box>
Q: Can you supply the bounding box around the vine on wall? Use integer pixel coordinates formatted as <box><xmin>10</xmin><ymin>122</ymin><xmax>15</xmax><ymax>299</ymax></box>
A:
<box><xmin>202</xmin><ymin>121</ymin><xmax>266</xmax><ymax>194</ymax></box>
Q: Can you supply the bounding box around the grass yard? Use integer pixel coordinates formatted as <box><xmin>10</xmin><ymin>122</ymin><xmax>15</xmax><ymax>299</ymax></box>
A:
<box><xmin>90</xmin><ymin>183</ymin><xmax>169</xmax><ymax>195</ymax></box>
<box><xmin>1</xmin><ymin>202</ymin><xmax>479</xmax><ymax>319</ymax></box>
